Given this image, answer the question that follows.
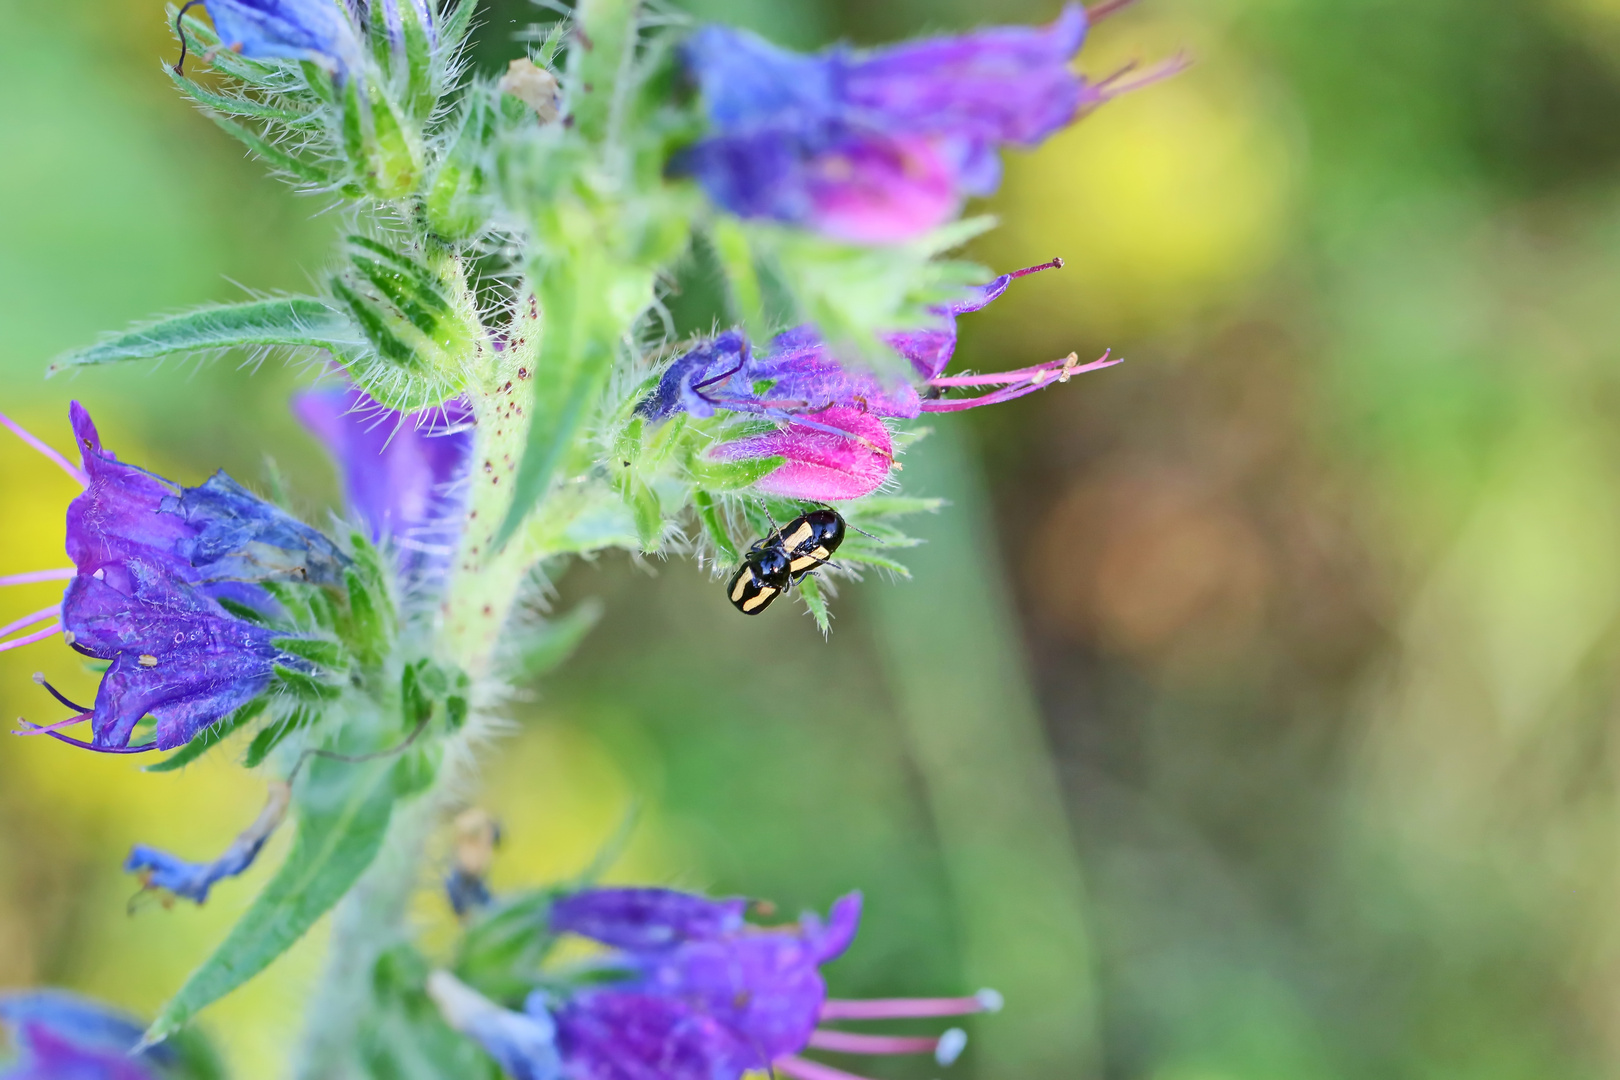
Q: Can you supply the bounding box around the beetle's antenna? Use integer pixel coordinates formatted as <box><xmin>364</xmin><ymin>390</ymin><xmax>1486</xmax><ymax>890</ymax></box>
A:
<box><xmin>173</xmin><ymin>0</ymin><xmax>206</xmax><ymax>75</ymax></box>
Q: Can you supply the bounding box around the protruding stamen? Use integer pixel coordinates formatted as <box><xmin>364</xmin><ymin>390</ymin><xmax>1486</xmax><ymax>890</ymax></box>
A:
<box><xmin>33</xmin><ymin>672</ymin><xmax>92</xmax><ymax>713</ymax></box>
<box><xmin>0</xmin><ymin>412</ymin><xmax>89</xmax><ymax>487</ymax></box>
<box><xmin>12</xmin><ymin>720</ymin><xmax>156</xmax><ymax>753</ymax></box>
<box><xmin>0</xmin><ymin>568</ymin><xmax>76</xmax><ymax>588</ymax></box>
<box><xmin>774</xmin><ymin>1055</ymin><xmax>875</xmax><ymax>1080</ymax></box>
<box><xmin>0</xmin><ymin>604</ymin><xmax>60</xmax><ymax>639</ymax></box>
<box><xmin>1086</xmin><ymin>0</ymin><xmax>1140</xmax><ymax>21</ymax></box>
<box><xmin>819</xmin><ymin>993</ymin><xmax>1000</xmax><ymax>1021</ymax></box>
<box><xmin>13</xmin><ymin>712</ymin><xmax>91</xmax><ymax>735</ymax></box>
<box><xmin>0</xmin><ymin>623</ymin><xmax>63</xmax><ymax>654</ymax></box>
<box><xmin>922</xmin><ymin>351</ymin><xmax>1120</xmax><ymax>412</ymax></box>
<box><xmin>1007</xmin><ymin>256</ymin><xmax>1063</xmax><ymax>279</ymax></box>
<box><xmin>807</xmin><ymin>1030</ymin><xmax>964</xmax><ymax>1059</ymax></box>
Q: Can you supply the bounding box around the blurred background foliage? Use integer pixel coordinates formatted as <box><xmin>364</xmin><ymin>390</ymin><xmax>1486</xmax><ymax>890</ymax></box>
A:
<box><xmin>5</xmin><ymin>0</ymin><xmax>1620</xmax><ymax>1077</ymax></box>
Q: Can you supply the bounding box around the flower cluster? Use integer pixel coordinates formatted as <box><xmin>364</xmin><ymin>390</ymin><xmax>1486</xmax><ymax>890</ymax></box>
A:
<box><xmin>0</xmin><ymin>0</ymin><xmax>1176</xmax><ymax>1072</ymax></box>
<box><xmin>640</xmin><ymin>258</ymin><xmax>1119</xmax><ymax>500</ymax></box>
<box><xmin>675</xmin><ymin>4</ymin><xmax>1112</xmax><ymax>243</ymax></box>
<box><xmin>2</xmin><ymin>404</ymin><xmax>344</xmax><ymax>752</ymax></box>
<box><xmin>433</xmin><ymin>886</ymin><xmax>998</xmax><ymax>1080</ymax></box>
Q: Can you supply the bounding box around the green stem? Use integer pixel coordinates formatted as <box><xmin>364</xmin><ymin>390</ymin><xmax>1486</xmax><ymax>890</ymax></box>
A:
<box><xmin>292</xmin><ymin>793</ymin><xmax>438</xmax><ymax>1080</ymax></box>
<box><xmin>866</xmin><ymin>425</ymin><xmax>1103</xmax><ymax>1077</ymax></box>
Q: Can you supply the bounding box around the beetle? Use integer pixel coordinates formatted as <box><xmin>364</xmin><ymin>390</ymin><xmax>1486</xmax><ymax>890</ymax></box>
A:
<box><xmin>724</xmin><ymin>507</ymin><xmax>847</xmax><ymax>615</ymax></box>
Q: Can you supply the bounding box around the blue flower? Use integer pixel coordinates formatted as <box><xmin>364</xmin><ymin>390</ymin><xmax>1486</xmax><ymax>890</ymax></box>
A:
<box><xmin>198</xmin><ymin>0</ymin><xmax>363</xmax><ymax>74</ymax></box>
<box><xmin>0</xmin><ymin>991</ymin><xmax>168</xmax><ymax>1080</ymax></box>
<box><xmin>293</xmin><ymin>384</ymin><xmax>473</xmax><ymax>583</ymax></box>
<box><xmin>435</xmin><ymin>887</ymin><xmax>1000</xmax><ymax>1080</ymax></box>
<box><xmin>5</xmin><ymin>404</ymin><xmax>340</xmax><ymax>752</ymax></box>
<box><xmin>672</xmin><ymin>5</ymin><xmax>1169</xmax><ymax>242</ymax></box>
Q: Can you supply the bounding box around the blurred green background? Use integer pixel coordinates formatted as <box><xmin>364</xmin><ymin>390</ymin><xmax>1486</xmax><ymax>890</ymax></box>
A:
<box><xmin>6</xmin><ymin>0</ymin><xmax>1620</xmax><ymax>1077</ymax></box>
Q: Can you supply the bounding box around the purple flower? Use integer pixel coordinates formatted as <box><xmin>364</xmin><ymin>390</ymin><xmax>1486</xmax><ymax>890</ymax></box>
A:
<box><xmin>198</xmin><ymin>0</ymin><xmax>363</xmax><ymax>74</ymax></box>
<box><xmin>1</xmin><ymin>404</ymin><xmax>335</xmax><ymax>753</ymax></box>
<box><xmin>708</xmin><ymin>406</ymin><xmax>895</xmax><ymax>502</ymax></box>
<box><xmin>126</xmin><ymin>781</ymin><xmax>291</xmax><ymax>904</ymax></box>
<box><xmin>293</xmin><ymin>385</ymin><xmax>473</xmax><ymax>579</ymax></box>
<box><xmin>0</xmin><ymin>991</ymin><xmax>168</xmax><ymax>1080</ymax></box>
<box><xmin>435</xmin><ymin>887</ymin><xmax>999</xmax><ymax>1080</ymax></box>
<box><xmin>638</xmin><ymin>261</ymin><xmax>1118</xmax><ymax>500</ymax></box>
<box><xmin>673</xmin><ymin>5</ymin><xmax>1165</xmax><ymax>242</ymax></box>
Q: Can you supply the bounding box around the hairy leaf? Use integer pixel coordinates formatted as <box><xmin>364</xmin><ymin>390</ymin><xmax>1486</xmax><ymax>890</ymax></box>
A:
<box><xmin>49</xmin><ymin>299</ymin><xmax>359</xmax><ymax>374</ymax></box>
<box><xmin>144</xmin><ymin>755</ymin><xmax>401</xmax><ymax>1044</ymax></box>
<box><xmin>798</xmin><ymin>573</ymin><xmax>832</xmax><ymax>635</ymax></box>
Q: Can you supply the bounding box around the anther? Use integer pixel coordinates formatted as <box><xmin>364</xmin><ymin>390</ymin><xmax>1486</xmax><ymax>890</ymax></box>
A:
<box><xmin>936</xmin><ymin>1028</ymin><xmax>968</xmax><ymax>1066</ymax></box>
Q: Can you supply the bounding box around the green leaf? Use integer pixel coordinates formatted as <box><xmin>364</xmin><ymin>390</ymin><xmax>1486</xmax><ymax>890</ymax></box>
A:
<box><xmin>401</xmin><ymin>0</ymin><xmax>435</xmax><ymax>118</ymax></box>
<box><xmin>629</xmin><ymin>482</ymin><xmax>662</xmax><ymax>551</ymax></box>
<box><xmin>689</xmin><ymin>454</ymin><xmax>785</xmax><ymax>492</ymax></box>
<box><xmin>834</xmin><ymin>546</ymin><xmax>914</xmax><ymax>577</ymax></box>
<box><xmin>798</xmin><ymin>574</ymin><xmax>832</xmax><ymax>635</ymax></box>
<box><xmin>49</xmin><ymin>299</ymin><xmax>358</xmax><ymax>374</ymax></box>
<box><xmin>274</xmin><ymin>663</ymin><xmax>343</xmax><ymax>701</ymax></box>
<box><xmin>693</xmin><ymin>491</ymin><xmax>739</xmax><ymax>564</ymax></box>
<box><xmin>144</xmin><ymin>754</ymin><xmax>401</xmax><ymax>1043</ymax></box>
<box><xmin>166</xmin><ymin>67</ymin><xmax>317</xmax><ymax>124</ymax></box>
<box><xmin>438</xmin><ymin>0</ymin><xmax>479</xmax><ymax>51</ymax></box>
<box><xmin>144</xmin><ymin>697</ymin><xmax>266</xmax><ymax>774</ymax></box>
<box><xmin>243</xmin><ymin>706</ymin><xmax>315</xmax><ymax>768</ymax></box>
<box><xmin>207</xmin><ymin>113</ymin><xmax>335</xmax><ymax>185</ymax></box>
<box><xmin>272</xmin><ymin>636</ymin><xmax>349</xmax><ymax>670</ymax></box>
<box><xmin>850</xmin><ymin>496</ymin><xmax>946</xmax><ymax>519</ymax></box>
<box><xmin>501</xmin><ymin>599</ymin><xmax>603</xmax><ymax>680</ymax></box>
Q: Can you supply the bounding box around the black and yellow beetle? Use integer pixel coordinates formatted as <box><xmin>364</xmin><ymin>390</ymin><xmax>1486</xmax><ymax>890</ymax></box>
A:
<box><xmin>725</xmin><ymin>508</ymin><xmax>847</xmax><ymax>615</ymax></box>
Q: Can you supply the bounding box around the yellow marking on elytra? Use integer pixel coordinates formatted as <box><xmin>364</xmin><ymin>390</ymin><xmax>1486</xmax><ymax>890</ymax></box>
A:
<box><xmin>730</xmin><ymin>576</ymin><xmax>750</xmax><ymax>603</ymax></box>
<box><xmin>742</xmin><ymin>586</ymin><xmax>777</xmax><ymax>612</ymax></box>
<box><xmin>783</xmin><ymin>522</ymin><xmax>813</xmax><ymax>549</ymax></box>
<box><xmin>138</xmin><ymin>654</ymin><xmax>158</xmax><ymax>667</ymax></box>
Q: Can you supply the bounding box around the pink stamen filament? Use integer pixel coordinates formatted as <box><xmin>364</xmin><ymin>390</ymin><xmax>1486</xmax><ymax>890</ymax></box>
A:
<box><xmin>0</xmin><ymin>568</ymin><xmax>77</xmax><ymax>588</ymax></box>
<box><xmin>806</xmin><ymin>1030</ymin><xmax>942</xmax><ymax>1056</ymax></box>
<box><xmin>11</xmin><ymin>720</ymin><xmax>155</xmax><ymax>754</ymax></box>
<box><xmin>773</xmin><ymin>1055</ymin><xmax>873</xmax><ymax>1080</ymax></box>
<box><xmin>0</xmin><ymin>624</ymin><xmax>62</xmax><ymax>654</ymax></box>
<box><xmin>0</xmin><ymin>412</ymin><xmax>89</xmax><ymax>487</ymax></box>
<box><xmin>820</xmin><ymin>996</ymin><xmax>993</xmax><ymax>1021</ymax></box>
<box><xmin>0</xmin><ymin>604</ymin><xmax>60</xmax><ymax>639</ymax></box>
<box><xmin>13</xmin><ymin>712</ymin><xmax>91</xmax><ymax>736</ymax></box>
<box><xmin>1008</xmin><ymin>256</ymin><xmax>1063</xmax><ymax>278</ymax></box>
<box><xmin>922</xmin><ymin>352</ymin><xmax>1121</xmax><ymax>412</ymax></box>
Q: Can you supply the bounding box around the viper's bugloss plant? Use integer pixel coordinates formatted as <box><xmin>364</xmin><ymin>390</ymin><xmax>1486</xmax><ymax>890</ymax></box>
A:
<box><xmin>0</xmin><ymin>0</ymin><xmax>1174</xmax><ymax>1076</ymax></box>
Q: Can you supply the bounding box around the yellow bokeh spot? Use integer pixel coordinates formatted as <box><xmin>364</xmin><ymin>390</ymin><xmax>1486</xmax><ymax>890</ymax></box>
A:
<box><xmin>979</xmin><ymin>22</ymin><xmax>1296</xmax><ymax>336</ymax></box>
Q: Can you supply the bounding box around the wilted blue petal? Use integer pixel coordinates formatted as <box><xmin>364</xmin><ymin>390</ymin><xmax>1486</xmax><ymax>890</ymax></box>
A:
<box><xmin>126</xmin><ymin>782</ymin><xmax>290</xmax><ymax>904</ymax></box>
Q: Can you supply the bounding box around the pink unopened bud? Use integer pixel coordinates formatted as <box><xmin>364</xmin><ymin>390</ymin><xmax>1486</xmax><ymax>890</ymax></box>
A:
<box><xmin>709</xmin><ymin>407</ymin><xmax>894</xmax><ymax>501</ymax></box>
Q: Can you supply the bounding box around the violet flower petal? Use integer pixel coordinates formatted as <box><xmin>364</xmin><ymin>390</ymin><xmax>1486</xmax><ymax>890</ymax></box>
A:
<box><xmin>63</xmin><ymin>559</ymin><xmax>295</xmax><ymax>750</ymax></box>
<box><xmin>556</xmin><ymin>990</ymin><xmax>753</xmax><ymax>1080</ymax></box>
<box><xmin>293</xmin><ymin>386</ymin><xmax>474</xmax><ymax>573</ymax></box>
<box><xmin>708</xmin><ymin>406</ymin><xmax>894</xmax><ymax>502</ymax></box>
<box><xmin>0</xmin><ymin>992</ymin><xmax>167</xmax><ymax>1080</ymax></box>
<box><xmin>551</xmin><ymin>888</ymin><xmax>750</xmax><ymax>951</ymax></box>
<box><xmin>201</xmin><ymin>0</ymin><xmax>363</xmax><ymax>73</ymax></box>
